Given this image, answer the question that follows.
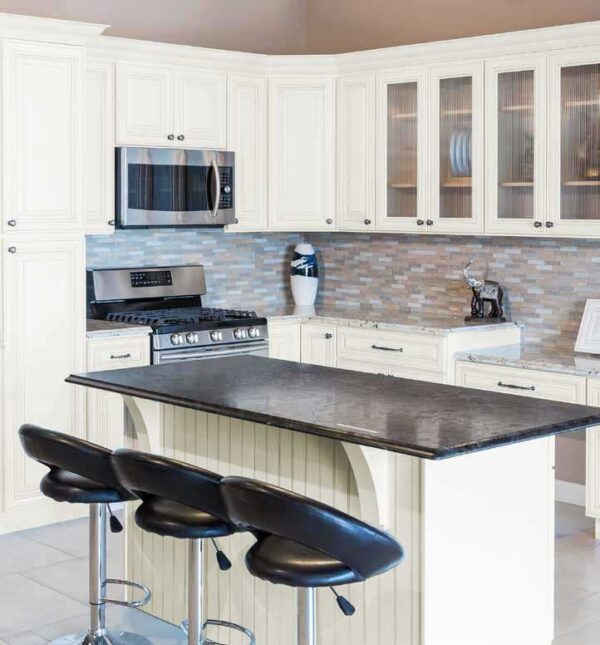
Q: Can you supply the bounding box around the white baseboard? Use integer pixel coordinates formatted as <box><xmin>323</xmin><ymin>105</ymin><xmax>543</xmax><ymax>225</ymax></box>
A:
<box><xmin>556</xmin><ymin>479</ymin><xmax>586</xmax><ymax>507</ymax></box>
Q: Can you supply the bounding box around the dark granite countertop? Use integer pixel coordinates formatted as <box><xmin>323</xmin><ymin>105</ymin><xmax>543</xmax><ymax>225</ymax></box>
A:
<box><xmin>67</xmin><ymin>356</ymin><xmax>600</xmax><ymax>460</ymax></box>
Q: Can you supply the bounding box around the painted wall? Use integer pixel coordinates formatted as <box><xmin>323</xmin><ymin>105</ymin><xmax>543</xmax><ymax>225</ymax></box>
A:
<box><xmin>0</xmin><ymin>0</ymin><xmax>307</xmax><ymax>54</ymax></box>
<box><xmin>305</xmin><ymin>0</ymin><xmax>600</xmax><ymax>53</ymax></box>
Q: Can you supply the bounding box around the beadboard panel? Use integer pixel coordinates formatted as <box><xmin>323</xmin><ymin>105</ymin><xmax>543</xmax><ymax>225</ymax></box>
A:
<box><xmin>125</xmin><ymin>404</ymin><xmax>421</xmax><ymax>645</ymax></box>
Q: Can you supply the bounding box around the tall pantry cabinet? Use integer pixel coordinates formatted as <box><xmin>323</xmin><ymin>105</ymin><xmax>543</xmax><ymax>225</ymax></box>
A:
<box><xmin>1</xmin><ymin>39</ymin><xmax>87</xmax><ymax>531</ymax></box>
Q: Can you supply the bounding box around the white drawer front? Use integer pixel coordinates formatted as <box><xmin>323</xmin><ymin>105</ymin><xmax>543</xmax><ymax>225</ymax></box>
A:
<box><xmin>388</xmin><ymin>367</ymin><xmax>445</xmax><ymax>384</ymax></box>
<box><xmin>337</xmin><ymin>357</ymin><xmax>387</xmax><ymax>375</ymax></box>
<box><xmin>87</xmin><ymin>336</ymin><xmax>150</xmax><ymax>372</ymax></box>
<box><xmin>337</xmin><ymin>327</ymin><xmax>445</xmax><ymax>373</ymax></box>
<box><xmin>455</xmin><ymin>362</ymin><xmax>586</xmax><ymax>404</ymax></box>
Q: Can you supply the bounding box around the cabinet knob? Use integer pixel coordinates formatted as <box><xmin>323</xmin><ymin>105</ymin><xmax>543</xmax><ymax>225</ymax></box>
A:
<box><xmin>167</xmin><ymin>134</ymin><xmax>175</xmax><ymax>141</ymax></box>
<box><xmin>545</xmin><ymin>221</ymin><xmax>554</xmax><ymax>228</ymax></box>
<box><xmin>416</xmin><ymin>219</ymin><xmax>424</xmax><ymax>226</ymax></box>
<box><xmin>108</xmin><ymin>219</ymin><xmax>115</xmax><ymax>227</ymax></box>
<box><xmin>177</xmin><ymin>134</ymin><xmax>185</xmax><ymax>141</ymax></box>
<box><xmin>7</xmin><ymin>246</ymin><xmax>16</xmax><ymax>253</ymax></box>
<box><xmin>7</xmin><ymin>219</ymin><xmax>16</xmax><ymax>227</ymax></box>
<box><xmin>364</xmin><ymin>218</ymin><xmax>372</xmax><ymax>226</ymax></box>
<box><xmin>426</xmin><ymin>219</ymin><xmax>434</xmax><ymax>226</ymax></box>
<box><xmin>325</xmin><ymin>333</ymin><xmax>333</xmax><ymax>339</ymax></box>
<box><xmin>534</xmin><ymin>221</ymin><xmax>543</xmax><ymax>228</ymax></box>
<box><xmin>326</xmin><ymin>218</ymin><xmax>333</xmax><ymax>225</ymax></box>
<box><xmin>234</xmin><ymin>218</ymin><xmax>239</xmax><ymax>224</ymax></box>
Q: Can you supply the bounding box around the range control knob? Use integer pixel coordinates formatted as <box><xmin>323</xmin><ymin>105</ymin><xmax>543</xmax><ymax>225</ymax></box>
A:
<box><xmin>233</xmin><ymin>328</ymin><xmax>246</xmax><ymax>340</ymax></box>
<box><xmin>223</xmin><ymin>185</ymin><xmax>231</xmax><ymax>194</ymax></box>
<box><xmin>210</xmin><ymin>330</ymin><xmax>223</xmax><ymax>342</ymax></box>
<box><xmin>248</xmin><ymin>327</ymin><xmax>260</xmax><ymax>338</ymax></box>
<box><xmin>170</xmin><ymin>333</ymin><xmax>185</xmax><ymax>345</ymax></box>
<box><xmin>186</xmin><ymin>332</ymin><xmax>199</xmax><ymax>344</ymax></box>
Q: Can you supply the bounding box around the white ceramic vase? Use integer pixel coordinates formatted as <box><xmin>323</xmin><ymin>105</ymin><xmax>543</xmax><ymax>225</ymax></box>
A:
<box><xmin>290</xmin><ymin>243</ymin><xmax>319</xmax><ymax>307</ymax></box>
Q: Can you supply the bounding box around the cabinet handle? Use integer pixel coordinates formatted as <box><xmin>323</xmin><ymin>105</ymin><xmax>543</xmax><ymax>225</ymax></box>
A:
<box><xmin>110</xmin><ymin>353</ymin><xmax>132</xmax><ymax>360</ymax></box>
<box><xmin>108</xmin><ymin>219</ymin><xmax>116</xmax><ymax>226</ymax></box>
<box><xmin>534</xmin><ymin>221</ymin><xmax>543</xmax><ymax>228</ymax></box>
<box><xmin>167</xmin><ymin>134</ymin><xmax>175</xmax><ymax>141</ymax></box>
<box><xmin>372</xmin><ymin>344</ymin><xmax>403</xmax><ymax>352</ymax></box>
<box><xmin>7</xmin><ymin>246</ymin><xmax>16</xmax><ymax>253</ymax></box>
<box><xmin>497</xmin><ymin>381</ymin><xmax>536</xmax><ymax>392</ymax></box>
<box><xmin>325</xmin><ymin>333</ymin><xmax>333</xmax><ymax>339</ymax></box>
<box><xmin>326</xmin><ymin>218</ymin><xmax>333</xmax><ymax>225</ymax></box>
<box><xmin>416</xmin><ymin>219</ymin><xmax>425</xmax><ymax>226</ymax></box>
<box><xmin>545</xmin><ymin>221</ymin><xmax>554</xmax><ymax>228</ymax></box>
<box><xmin>7</xmin><ymin>219</ymin><xmax>16</xmax><ymax>227</ymax></box>
<box><xmin>177</xmin><ymin>134</ymin><xmax>185</xmax><ymax>141</ymax></box>
<box><xmin>426</xmin><ymin>219</ymin><xmax>434</xmax><ymax>226</ymax></box>
<box><xmin>364</xmin><ymin>219</ymin><xmax>372</xmax><ymax>226</ymax></box>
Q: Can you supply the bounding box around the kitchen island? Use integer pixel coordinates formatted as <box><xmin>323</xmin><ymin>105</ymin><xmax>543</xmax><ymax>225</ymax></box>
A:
<box><xmin>67</xmin><ymin>357</ymin><xmax>600</xmax><ymax>645</ymax></box>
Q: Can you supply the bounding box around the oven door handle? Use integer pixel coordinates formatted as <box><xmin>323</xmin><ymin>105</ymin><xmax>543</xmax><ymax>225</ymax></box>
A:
<box><xmin>210</xmin><ymin>159</ymin><xmax>221</xmax><ymax>218</ymax></box>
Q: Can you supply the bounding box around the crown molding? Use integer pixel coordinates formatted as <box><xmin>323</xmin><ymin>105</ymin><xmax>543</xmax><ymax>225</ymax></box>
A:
<box><xmin>0</xmin><ymin>12</ymin><xmax>107</xmax><ymax>45</ymax></box>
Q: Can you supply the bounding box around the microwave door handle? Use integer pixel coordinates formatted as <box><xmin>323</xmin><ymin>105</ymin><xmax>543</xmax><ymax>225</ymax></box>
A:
<box><xmin>210</xmin><ymin>159</ymin><xmax>221</xmax><ymax>217</ymax></box>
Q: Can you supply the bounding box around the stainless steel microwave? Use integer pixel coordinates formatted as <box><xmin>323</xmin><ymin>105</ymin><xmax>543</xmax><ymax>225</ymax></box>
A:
<box><xmin>116</xmin><ymin>147</ymin><xmax>235</xmax><ymax>228</ymax></box>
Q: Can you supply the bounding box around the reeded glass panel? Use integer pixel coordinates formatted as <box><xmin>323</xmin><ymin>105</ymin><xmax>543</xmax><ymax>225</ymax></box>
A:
<box><xmin>497</xmin><ymin>70</ymin><xmax>535</xmax><ymax>220</ymax></box>
<box><xmin>387</xmin><ymin>82</ymin><xmax>418</xmax><ymax>219</ymax></box>
<box><xmin>561</xmin><ymin>64</ymin><xmax>600</xmax><ymax>221</ymax></box>
<box><xmin>439</xmin><ymin>76</ymin><xmax>472</xmax><ymax>219</ymax></box>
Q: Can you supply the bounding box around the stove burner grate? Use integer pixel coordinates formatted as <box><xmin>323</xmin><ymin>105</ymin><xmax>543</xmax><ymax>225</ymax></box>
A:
<box><xmin>106</xmin><ymin>307</ymin><xmax>258</xmax><ymax>328</ymax></box>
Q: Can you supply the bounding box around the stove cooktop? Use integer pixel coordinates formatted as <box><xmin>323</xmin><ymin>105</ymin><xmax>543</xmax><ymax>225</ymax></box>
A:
<box><xmin>106</xmin><ymin>306</ymin><xmax>260</xmax><ymax>330</ymax></box>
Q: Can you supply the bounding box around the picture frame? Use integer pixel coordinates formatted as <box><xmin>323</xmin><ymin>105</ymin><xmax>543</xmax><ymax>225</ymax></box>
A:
<box><xmin>575</xmin><ymin>299</ymin><xmax>600</xmax><ymax>354</ymax></box>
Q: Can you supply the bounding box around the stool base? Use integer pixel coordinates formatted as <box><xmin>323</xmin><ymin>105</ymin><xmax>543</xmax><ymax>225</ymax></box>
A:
<box><xmin>50</xmin><ymin>629</ymin><xmax>151</xmax><ymax>645</ymax></box>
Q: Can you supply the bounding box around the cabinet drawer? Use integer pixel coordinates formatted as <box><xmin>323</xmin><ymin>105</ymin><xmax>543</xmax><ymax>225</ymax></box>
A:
<box><xmin>87</xmin><ymin>336</ymin><xmax>150</xmax><ymax>372</ymax></box>
<box><xmin>337</xmin><ymin>327</ymin><xmax>445</xmax><ymax>373</ymax></box>
<box><xmin>455</xmin><ymin>362</ymin><xmax>586</xmax><ymax>404</ymax></box>
<box><xmin>388</xmin><ymin>367</ymin><xmax>445</xmax><ymax>384</ymax></box>
<box><xmin>337</xmin><ymin>357</ymin><xmax>386</xmax><ymax>375</ymax></box>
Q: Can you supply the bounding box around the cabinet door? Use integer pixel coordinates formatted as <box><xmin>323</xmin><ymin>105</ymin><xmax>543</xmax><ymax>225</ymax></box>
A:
<box><xmin>227</xmin><ymin>74</ymin><xmax>267</xmax><ymax>231</ymax></box>
<box><xmin>269</xmin><ymin>77</ymin><xmax>336</xmax><ymax>231</ymax></box>
<box><xmin>377</xmin><ymin>68</ymin><xmax>427</xmax><ymax>233</ymax></box>
<box><xmin>3</xmin><ymin>239</ymin><xmax>86</xmax><ymax>511</ymax></box>
<box><xmin>586</xmin><ymin>379</ymin><xmax>600</xmax><ymax>524</ymax></box>
<box><xmin>485</xmin><ymin>55</ymin><xmax>546</xmax><ymax>235</ymax></box>
<box><xmin>116</xmin><ymin>63</ymin><xmax>173</xmax><ymax>146</ymax></box>
<box><xmin>338</xmin><ymin>73</ymin><xmax>375</xmax><ymax>232</ymax></box>
<box><xmin>548</xmin><ymin>48</ymin><xmax>600</xmax><ymax>236</ymax></box>
<box><xmin>173</xmin><ymin>68</ymin><xmax>227</xmax><ymax>149</ymax></box>
<box><xmin>429</xmin><ymin>62</ymin><xmax>484</xmax><ymax>233</ymax></box>
<box><xmin>85</xmin><ymin>60</ymin><xmax>115</xmax><ymax>235</ymax></box>
<box><xmin>268</xmin><ymin>321</ymin><xmax>301</xmax><ymax>361</ymax></box>
<box><xmin>300</xmin><ymin>324</ymin><xmax>336</xmax><ymax>367</ymax></box>
<box><xmin>3</xmin><ymin>40</ymin><xmax>84</xmax><ymax>234</ymax></box>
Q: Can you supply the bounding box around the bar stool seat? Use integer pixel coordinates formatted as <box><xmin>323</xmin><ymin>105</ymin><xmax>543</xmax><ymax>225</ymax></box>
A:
<box><xmin>41</xmin><ymin>470</ymin><xmax>131</xmax><ymax>505</ymax></box>
<box><xmin>135</xmin><ymin>497</ymin><xmax>234</xmax><ymax>539</ymax></box>
<box><xmin>246</xmin><ymin>535</ymin><xmax>361</xmax><ymax>587</ymax></box>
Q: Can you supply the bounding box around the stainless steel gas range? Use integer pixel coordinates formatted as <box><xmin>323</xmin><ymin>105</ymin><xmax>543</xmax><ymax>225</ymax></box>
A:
<box><xmin>87</xmin><ymin>265</ymin><xmax>269</xmax><ymax>364</ymax></box>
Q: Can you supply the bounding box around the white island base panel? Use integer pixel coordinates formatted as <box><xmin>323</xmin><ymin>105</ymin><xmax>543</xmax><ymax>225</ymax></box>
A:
<box><xmin>123</xmin><ymin>396</ymin><xmax>555</xmax><ymax>645</ymax></box>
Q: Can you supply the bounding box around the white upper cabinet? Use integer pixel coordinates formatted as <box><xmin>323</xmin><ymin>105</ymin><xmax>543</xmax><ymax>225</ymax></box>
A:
<box><xmin>377</xmin><ymin>67</ymin><xmax>428</xmax><ymax>233</ymax></box>
<box><xmin>85</xmin><ymin>60</ymin><xmax>115</xmax><ymax>235</ymax></box>
<box><xmin>2</xmin><ymin>40</ymin><xmax>84</xmax><ymax>234</ymax></box>
<box><xmin>485</xmin><ymin>55</ymin><xmax>546</xmax><ymax>235</ymax></box>
<box><xmin>116</xmin><ymin>63</ymin><xmax>226</xmax><ymax>148</ymax></box>
<box><xmin>226</xmin><ymin>73</ymin><xmax>267</xmax><ymax>231</ymax></box>
<box><xmin>547</xmin><ymin>47</ymin><xmax>600</xmax><ymax>237</ymax></box>
<box><xmin>269</xmin><ymin>76</ymin><xmax>336</xmax><ymax>231</ymax></box>
<box><xmin>429</xmin><ymin>61</ymin><xmax>484</xmax><ymax>234</ymax></box>
<box><xmin>337</xmin><ymin>73</ymin><xmax>375</xmax><ymax>231</ymax></box>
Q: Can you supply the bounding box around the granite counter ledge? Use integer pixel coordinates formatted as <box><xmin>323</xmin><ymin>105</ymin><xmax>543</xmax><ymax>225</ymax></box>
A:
<box><xmin>86</xmin><ymin>319</ymin><xmax>153</xmax><ymax>339</ymax></box>
<box><xmin>66</xmin><ymin>356</ymin><xmax>597</xmax><ymax>644</ymax></box>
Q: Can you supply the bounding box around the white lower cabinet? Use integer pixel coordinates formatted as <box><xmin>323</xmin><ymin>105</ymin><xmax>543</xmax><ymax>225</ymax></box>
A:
<box><xmin>1</xmin><ymin>238</ymin><xmax>86</xmax><ymax>530</ymax></box>
<box><xmin>300</xmin><ymin>322</ymin><xmax>336</xmax><ymax>367</ymax></box>
<box><xmin>586</xmin><ymin>379</ymin><xmax>600</xmax><ymax>537</ymax></box>
<box><xmin>268</xmin><ymin>319</ymin><xmax>301</xmax><ymax>361</ymax></box>
<box><xmin>86</xmin><ymin>335</ymin><xmax>151</xmax><ymax>450</ymax></box>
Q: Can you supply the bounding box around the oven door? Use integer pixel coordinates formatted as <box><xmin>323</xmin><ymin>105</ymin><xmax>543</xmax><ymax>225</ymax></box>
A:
<box><xmin>153</xmin><ymin>340</ymin><xmax>269</xmax><ymax>365</ymax></box>
<box><xmin>116</xmin><ymin>147</ymin><xmax>235</xmax><ymax>228</ymax></box>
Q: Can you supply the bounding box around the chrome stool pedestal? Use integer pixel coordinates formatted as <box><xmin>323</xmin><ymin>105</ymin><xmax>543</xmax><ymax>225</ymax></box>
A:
<box><xmin>297</xmin><ymin>588</ymin><xmax>317</xmax><ymax>645</ymax></box>
<box><xmin>52</xmin><ymin>504</ymin><xmax>151</xmax><ymax>645</ymax></box>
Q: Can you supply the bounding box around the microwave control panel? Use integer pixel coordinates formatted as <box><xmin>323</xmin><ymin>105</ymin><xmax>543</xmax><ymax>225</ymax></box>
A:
<box><xmin>219</xmin><ymin>167</ymin><xmax>234</xmax><ymax>209</ymax></box>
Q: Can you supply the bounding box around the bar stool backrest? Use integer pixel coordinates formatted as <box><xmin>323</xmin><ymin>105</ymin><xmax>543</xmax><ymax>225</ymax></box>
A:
<box><xmin>222</xmin><ymin>476</ymin><xmax>403</xmax><ymax>581</ymax></box>
<box><xmin>112</xmin><ymin>449</ymin><xmax>232</xmax><ymax>524</ymax></box>
<box><xmin>19</xmin><ymin>424</ymin><xmax>130</xmax><ymax>495</ymax></box>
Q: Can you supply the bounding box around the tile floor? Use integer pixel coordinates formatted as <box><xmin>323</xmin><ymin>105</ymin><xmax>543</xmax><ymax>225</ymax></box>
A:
<box><xmin>0</xmin><ymin>502</ymin><xmax>599</xmax><ymax>644</ymax></box>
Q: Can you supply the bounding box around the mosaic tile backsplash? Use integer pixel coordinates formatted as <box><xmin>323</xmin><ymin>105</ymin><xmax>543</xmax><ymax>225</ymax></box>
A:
<box><xmin>87</xmin><ymin>229</ymin><xmax>600</xmax><ymax>352</ymax></box>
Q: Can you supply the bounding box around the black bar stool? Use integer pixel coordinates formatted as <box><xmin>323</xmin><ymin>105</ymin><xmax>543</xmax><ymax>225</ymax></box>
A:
<box><xmin>110</xmin><ymin>449</ymin><xmax>255</xmax><ymax>645</ymax></box>
<box><xmin>19</xmin><ymin>425</ymin><xmax>152</xmax><ymax>645</ymax></box>
<box><xmin>221</xmin><ymin>476</ymin><xmax>404</xmax><ymax>645</ymax></box>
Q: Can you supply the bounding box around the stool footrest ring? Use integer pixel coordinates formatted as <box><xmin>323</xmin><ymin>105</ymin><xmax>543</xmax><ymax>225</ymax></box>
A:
<box><xmin>101</xmin><ymin>578</ymin><xmax>152</xmax><ymax>608</ymax></box>
<box><xmin>181</xmin><ymin>618</ymin><xmax>256</xmax><ymax>645</ymax></box>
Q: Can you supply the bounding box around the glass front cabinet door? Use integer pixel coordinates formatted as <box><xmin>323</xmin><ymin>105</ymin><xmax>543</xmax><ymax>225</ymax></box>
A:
<box><xmin>485</xmin><ymin>55</ymin><xmax>546</xmax><ymax>235</ymax></box>
<box><xmin>377</xmin><ymin>68</ymin><xmax>427</xmax><ymax>232</ymax></box>
<box><xmin>429</xmin><ymin>62</ymin><xmax>484</xmax><ymax>234</ymax></box>
<box><xmin>548</xmin><ymin>48</ymin><xmax>600</xmax><ymax>236</ymax></box>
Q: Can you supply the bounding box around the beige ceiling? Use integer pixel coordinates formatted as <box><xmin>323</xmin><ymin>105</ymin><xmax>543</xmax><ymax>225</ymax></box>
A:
<box><xmin>0</xmin><ymin>0</ymin><xmax>599</xmax><ymax>54</ymax></box>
